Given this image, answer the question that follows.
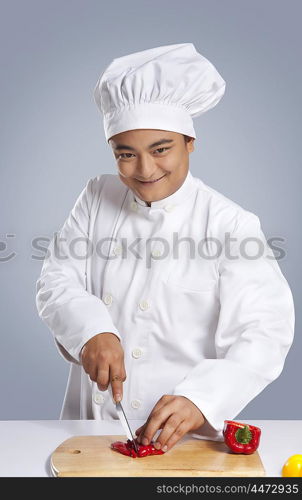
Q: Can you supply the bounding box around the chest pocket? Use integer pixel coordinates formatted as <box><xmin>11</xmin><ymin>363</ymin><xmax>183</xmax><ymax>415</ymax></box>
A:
<box><xmin>163</xmin><ymin>255</ymin><xmax>218</xmax><ymax>293</ymax></box>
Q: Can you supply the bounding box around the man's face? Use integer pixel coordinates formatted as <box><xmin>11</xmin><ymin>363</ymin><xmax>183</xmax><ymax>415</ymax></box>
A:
<box><xmin>108</xmin><ymin>129</ymin><xmax>195</xmax><ymax>205</ymax></box>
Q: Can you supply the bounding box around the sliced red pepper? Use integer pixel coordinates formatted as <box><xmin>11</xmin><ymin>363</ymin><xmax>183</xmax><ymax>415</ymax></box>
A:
<box><xmin>111</xmin><ymin>438</ymin><xmax>165</xmax><ymax>458</ymax></box>
<box><xmin>223</xmin><ymin>420</ymin><xmax>261</xmax><ymax>454</ymax></box>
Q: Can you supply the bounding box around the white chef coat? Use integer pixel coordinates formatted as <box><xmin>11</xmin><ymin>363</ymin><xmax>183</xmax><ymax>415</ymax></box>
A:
<box><xmin>35</xmin><ymin>169</ymin><xmax>295</xmax><ymax>441</ymax></box>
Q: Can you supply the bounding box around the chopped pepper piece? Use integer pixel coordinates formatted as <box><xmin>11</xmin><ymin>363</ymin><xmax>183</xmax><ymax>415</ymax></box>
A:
<box><xmin>111</xmin><ymin>438</ymin><xmax>165</xmax><ymax>458</ymax></box>
<box><xmin>223</xmin><ymin>420</ymin><xmax>261</xmax><ymax>454</ymax></box>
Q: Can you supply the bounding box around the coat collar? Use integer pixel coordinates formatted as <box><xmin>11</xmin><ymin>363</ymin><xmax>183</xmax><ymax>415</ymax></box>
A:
<box><xmin>130</xmin><ymin>169</ymin><xmax>196</xmax><ymax>210</ymax></box>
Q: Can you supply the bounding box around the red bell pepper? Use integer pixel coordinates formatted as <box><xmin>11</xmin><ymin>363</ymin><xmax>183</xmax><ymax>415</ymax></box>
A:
<box><xmin>223</xmin><ymin>420</ymin><xmax>261</xmax><ymax>454</ymax></box>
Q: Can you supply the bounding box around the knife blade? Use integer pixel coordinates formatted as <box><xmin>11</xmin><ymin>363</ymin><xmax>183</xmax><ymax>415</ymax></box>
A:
<box><xmin>115</xmin><ymin>401</ymin><xmax>139</xmax><ymax>454</ymax></box>
<box><xmin>108</xmin><ymin>384</ymin><xmax>139</xmax><ymax>453</ymax></box>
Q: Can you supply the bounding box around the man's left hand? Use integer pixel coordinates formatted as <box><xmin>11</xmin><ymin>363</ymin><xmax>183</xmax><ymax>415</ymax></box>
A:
<box><xmin>134</xmin><ymin>395</ymin><xmax>205</xmax><ymax>453</ymax></box>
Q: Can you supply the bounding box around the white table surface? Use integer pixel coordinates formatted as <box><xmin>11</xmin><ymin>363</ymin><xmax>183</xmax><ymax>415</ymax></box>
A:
<box><xmin>0</xmin><ymin>419</ymin><xmax>301</xmax><ymax>477</ymax></box>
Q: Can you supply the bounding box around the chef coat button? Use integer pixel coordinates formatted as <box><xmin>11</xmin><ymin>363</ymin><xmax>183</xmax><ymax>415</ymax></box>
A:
<box><xmin>113</xmin><ymin>245</ymin><xmax>122</xmax><ymax>256</ymax></box>
<box><xmin>132</xmin><ymin>347</ymin><xmax>143</xmax><ymax>359</ymax></box>
<box><xmin>103</xmin><ymin>293</ymin><xmax>113</xmax><ymax>306</ymax></box>
<box><xmin>131</xmin><ymin>399</ymin><xmax>141</xmax><ymax>409</ymax></box>
<box><xmin>151</xmin><ymin>249</ymin><xmax>162</xmax><ymax>258</ymax></box>
<box><xmin>164</xmin><ymin>204</ymin><xmax>174</xmax><ymax>212</ymax></box>
<box><xmin>139</xmin><ymin>300</ymin><xmax>150</xmax><ymax>311</ymax></box>
<box><xmin>130</xmin><ymin>201</ymin><xmax>138</xmax><ymax>211</ymax></box>
<box><xmin>93</xmin><ymin>392</ymin><xmax>104</xmax><ymax>405</ymax></box>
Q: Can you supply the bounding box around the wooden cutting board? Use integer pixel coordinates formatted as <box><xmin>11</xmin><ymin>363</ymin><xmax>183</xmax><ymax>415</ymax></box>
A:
<box><xmin>50</xmin><ymin>434</ymin><xmax>266</xmax><ymax>477</ymax></box>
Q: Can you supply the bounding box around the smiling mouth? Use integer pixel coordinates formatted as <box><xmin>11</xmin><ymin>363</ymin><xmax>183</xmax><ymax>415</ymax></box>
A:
<box><xmin>136</xmin><ymin>174</ymin><xmax>167</xmax><ymax>184</ymax></box>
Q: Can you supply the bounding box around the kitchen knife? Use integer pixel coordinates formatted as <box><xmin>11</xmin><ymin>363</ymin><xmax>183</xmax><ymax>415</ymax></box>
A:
<box><xmin>115</xmin><ymin>401</ymin><xmax>139</xmax><ymax>454</ymax></box>
<box><xmin>108</xmin><ymin>384</ymin><xmax>139</xmax><ymax>454</ymax></box>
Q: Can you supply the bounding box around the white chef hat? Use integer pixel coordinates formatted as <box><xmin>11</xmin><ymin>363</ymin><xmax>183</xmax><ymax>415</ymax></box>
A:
<box><xmin>93</xmin><ymin>42</ymin><xmax>226</xmax><ymax>143</ymax></box>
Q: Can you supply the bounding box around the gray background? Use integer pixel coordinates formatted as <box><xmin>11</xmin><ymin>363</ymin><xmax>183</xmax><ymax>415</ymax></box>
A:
<box><xmin>0</xmin><ymin>0</ymin><xmax>300</xmax><ymax>420</ymax></box>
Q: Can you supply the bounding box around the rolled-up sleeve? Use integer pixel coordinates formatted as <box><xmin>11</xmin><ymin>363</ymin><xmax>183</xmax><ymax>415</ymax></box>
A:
<box><xmin>35</xmin><ymin>176</ymin><xmax>121</xmax><ymax>365</ymax></box>
<box><xmin>172</xmin><ymin>213</ymin><xmax>295</xmax><ymax>433</ymax></box>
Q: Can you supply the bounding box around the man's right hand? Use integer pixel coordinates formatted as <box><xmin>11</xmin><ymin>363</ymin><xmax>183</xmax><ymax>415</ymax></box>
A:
<box><xmin>80</xmin><ymin>332</ymin><xmax>126</xmax><ymax>403</ymax></box>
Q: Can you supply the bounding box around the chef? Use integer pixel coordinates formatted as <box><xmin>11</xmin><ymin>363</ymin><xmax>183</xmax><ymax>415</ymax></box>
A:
<box><xmin>36</xmin><ymin>43</ymin><xmax>295</xmax><ymax>452</ymax></box>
